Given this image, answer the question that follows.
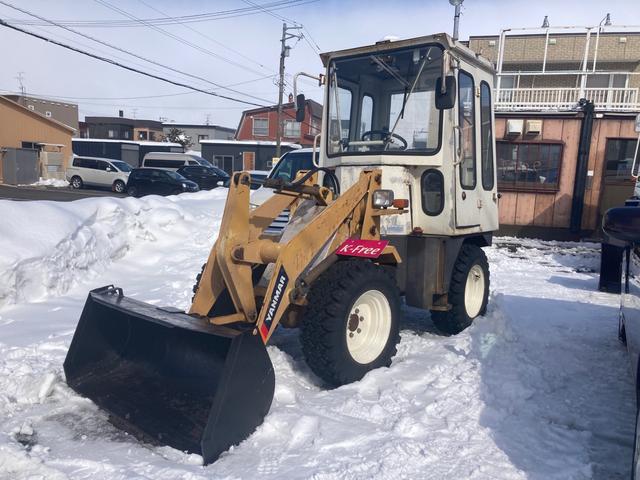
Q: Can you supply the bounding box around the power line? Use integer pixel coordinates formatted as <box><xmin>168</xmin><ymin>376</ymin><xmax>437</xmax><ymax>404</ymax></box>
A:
<box><xmin>136</xmin><ymin>0</ymin><xmax>275</xmax><ymax>75</ymax></box>
<box><xmin>92</xmin><ymin>0</ymin><xmax>274</xmax><ymax>86</ymax></box>
<box><xmin>0</xmin><ymin>0</ymin><xmax>273</xmax><ymax>102</ymax></box>
<box><xmin>4</xmin><ymin>1</ymin><xmax>318</xmax><ymax>28</ymax></box>
<box><xmin>0</xmin><ymin>19</ymin><xmax>267</xmax><ymax>107</ymax></box>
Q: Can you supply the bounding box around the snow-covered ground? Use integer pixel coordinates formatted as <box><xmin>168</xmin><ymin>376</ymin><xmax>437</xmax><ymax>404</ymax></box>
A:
<box><xmin>25</xmin><ymin>178</ymin><xmax>70</xmax><ymax>188</ymax></box>
<box><xmin>0</xmin><ymin>191</ymin><xmax>635</xmax><ymax>479</ymax></box>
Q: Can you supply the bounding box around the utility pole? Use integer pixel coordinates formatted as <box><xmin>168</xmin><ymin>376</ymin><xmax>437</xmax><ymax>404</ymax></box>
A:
<box><xmin>276</xmin><ymin>23</ymin><xmax>302</xmax><ymax>158</ymax></box>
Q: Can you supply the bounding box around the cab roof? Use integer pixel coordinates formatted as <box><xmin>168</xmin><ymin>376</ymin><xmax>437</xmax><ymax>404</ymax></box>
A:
<box><xmin>320</xmin><ymin>32</ymin><xmax>494</xmax><ymax>74</ymax></box>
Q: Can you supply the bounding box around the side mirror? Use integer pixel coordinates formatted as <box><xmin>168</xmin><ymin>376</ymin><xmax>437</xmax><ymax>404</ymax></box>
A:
<box><xmin>295</xmin><ymin>94</ymin><xmax>306</xmax><ymax>122</ymax></box>
<box><xmin>435</xmin><ymin>75</ymin><xmax>456</xmax><ymax>110</ymax></box>
<box><xmin>106</xmin><ymin>166</ymin><xmax>113</xmax><ymax>172</ymax></box>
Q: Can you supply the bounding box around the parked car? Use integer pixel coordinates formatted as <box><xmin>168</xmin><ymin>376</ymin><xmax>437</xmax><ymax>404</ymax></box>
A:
<box><xmin>126</xmin><ymin>168</ymin><xmax>199</xmax><ymax>197</ymax></box>
<box><xmin>141</xmin><ymin>152</ymin><xmax>214</xmax><ymax>170</ymax></box>
<box><xmin>603</xmin><ymin>207</ymin><xmax>640</xmax><ymax>479</ymax></box>
<box><xmin>251</xmin><ymin>148</ymin><xmax>319</xmax><ymax>206</ymax></box>
<box><xmin>66</xmin><ymin>156</ymin><xmax>132</xmax><ymax>193</ymax></box>
<box><xmin>176</xmin><ymin>165</ymin><xmax>230</xmax><ymax>190</ymax></box>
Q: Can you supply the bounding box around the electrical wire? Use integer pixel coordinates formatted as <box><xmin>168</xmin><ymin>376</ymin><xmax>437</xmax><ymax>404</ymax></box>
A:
<box><xmin>4</xmin><ymin>1</ymin><xmax>318</xmax><ymax>27</ymax></box>
<box><xmin>135</xmin><ymin>0</ymin><xmax>275</xmax><ymax>75</ymax></box>
<box><xmin>0</xmin><ymin>19</ymin><xmax>267</xmax><ymax>107</ymax></box>
<box><xmin>0</xmin><ymin>1</ymin><xmax>273</xmax><ymax>103</ymax></box>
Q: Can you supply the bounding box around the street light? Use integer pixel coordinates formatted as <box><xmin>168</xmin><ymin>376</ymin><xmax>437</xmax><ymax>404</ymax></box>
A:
<box><xmin>593</xmin><ymin>13</ymin><xmax>612</xmax><ymax>72</ymax></box>
<box><xmin>601</xmin><ymin>13</ymin><xmax>612</xmax><ymax>27</ymax></box>
<box><xmin>541</xmin><ymin>16</ymin><xmax>549</xmax><ymax>28</ymax></box>
<box><xmin>449</xmin><ymin>0</ymin><xmax>463</xmax><ymax>41</ymax></box>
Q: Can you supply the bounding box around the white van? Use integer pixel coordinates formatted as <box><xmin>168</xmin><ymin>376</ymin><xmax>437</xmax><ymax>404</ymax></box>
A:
<box><xmin>141</xmin><ymin>152</ymin><xmax>214</xmax><ymax>170</ymax></box>
<box><xmin>66</xmin><ymin>156</ymin><xmax>131</xmax><ymax>192</ymax></box>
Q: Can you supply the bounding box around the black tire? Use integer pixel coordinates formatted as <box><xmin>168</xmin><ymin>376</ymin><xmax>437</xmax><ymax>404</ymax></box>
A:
<box><xmin>70</xmin><ymin>176</ymin><xmax>83</xmax><ymax>189</ymax></box>
<box><xmin>127</xmin><ymin>186</ymin><xmax>139</xmax><ymax>197</ymax></box>
<box><xmin>300</xmin><ymin>259</ymin><xmax>401</xmax><ymax>387</ymax></box>
<box><xmin>113</xmin><ymin>180</ymin><xmax>126</xmax><ymax>193</ymax></box>
<box><xmin>431</xmin><ymin>243</ymin><xmax>490</xmax><ymax>335</ymax></box>
<box><xmin>172</xmin><ymin>189</ymin><xmax>182</xmax><ymax>196</ymax></box>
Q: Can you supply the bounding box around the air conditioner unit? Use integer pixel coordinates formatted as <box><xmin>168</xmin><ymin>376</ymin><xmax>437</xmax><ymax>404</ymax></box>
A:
<box><xmin>525</xmin><ymin>119</ymin><xmax>543</xmax><ymax>136</ymax></box>
<box><xmin>506</xmin><ymin>119</ymin><xmax>524</xmax><ymax>136</ymax></box>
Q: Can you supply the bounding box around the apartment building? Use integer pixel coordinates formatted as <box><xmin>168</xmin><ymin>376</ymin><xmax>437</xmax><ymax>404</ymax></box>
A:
<box><xmin>468</xmin><ymin>26</ymin><xmax>640</xmax><ymax>239</ymax></box>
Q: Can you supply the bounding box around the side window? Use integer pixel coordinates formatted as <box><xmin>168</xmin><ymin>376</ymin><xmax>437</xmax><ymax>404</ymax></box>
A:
<box><xmin>95</xmin><ymin>161</ymin><xmax>109</xmax><ymax>171</ymax></box>
<box><xmin>359</xmin><ymin>95</ymin><xmax>374</xmax><ymax>138</ymax></box>
<box><xmin>84</xmin><ymin>159</ymin><xmax>98</xmax><ymax>169</ymax></box>
<box><xmin>73</xmin><ymin>157</ymin><xmax>83</xmax><ymax>167</ymax></box>
<box><xmin>458</xmin><ymin>71</ymin><xmax>476</xmax><ymax>189</ymax></box>
<box><xmin>480</xmin><ymin>82</ymin><xmax>494</xmax><ymax>190</ymax></box>
<box><xmin>328</xmin><ymin>83</ymin><xmax>352</xmax><ymax>154</ymax></box>
<box><xmin>421</xmin><ymin>169</ymin><xmax>445</xmax><ymax>216</ymax></box>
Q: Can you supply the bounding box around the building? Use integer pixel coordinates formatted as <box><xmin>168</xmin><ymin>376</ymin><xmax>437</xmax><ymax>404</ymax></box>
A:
<box><xmin>235</xmin><ymin>98</ymin><xmax>322</xmax><ymax>146</ymax></box>
<box><xmin>468</xmin><ymin>26</ymin><xmax>640</xmax><ymax>239</ymax></box>
<box><xmin>4</xmin><ymin>95</ymin><xmax>79</xmax><ymax>130</ymax></box>
<box><xmin>0</xmin><ymin>96</ymin><xmax>75</xmax><ymax>184</ymax></box>
<box><xmin>84</xmin><ymin>114</ymin><xmax>164</xmax><ymax>142</ymax></box>
<box><xmin>200</xmin><ymin>139</ymin><xmax>300</xmax><ymax>174</ymax></box>
<box><xmin>162</xmin><ymin>123</ymin><xmax>236</xmax><ymax>151</ymax></box>
<box><xmin>72</xmin><ymin>138</ymin><xmax>183</xmax><ymax>167</ymax></box>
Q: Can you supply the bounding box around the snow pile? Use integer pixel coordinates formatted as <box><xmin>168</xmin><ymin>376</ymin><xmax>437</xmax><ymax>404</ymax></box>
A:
<box><xmin>28</xmin><ymin>178</ymin><xmax>69</xmax><ymax>188</ymax></box>
<box><xmin>0</xmin><ymin>190</ymin><xmax>227</xmax><ymax>308</ymax></box>
<box><xmin>0</xmin><ymin>190</ymin><xmax>635</xmax><ymax>479</ymax></box>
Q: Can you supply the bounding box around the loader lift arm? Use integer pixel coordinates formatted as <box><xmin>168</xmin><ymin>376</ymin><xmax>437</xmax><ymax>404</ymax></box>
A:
<box><xmin>190</xmin><ymin>168</ymin><xmax>405</xmax><ymax>342</ymax></box>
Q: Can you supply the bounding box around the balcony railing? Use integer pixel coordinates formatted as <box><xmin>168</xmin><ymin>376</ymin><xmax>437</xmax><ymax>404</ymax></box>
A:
<box><xmin>495</xmin><ymin>87</ymin><xmax>640</xmax><ymax>112</ymax></box>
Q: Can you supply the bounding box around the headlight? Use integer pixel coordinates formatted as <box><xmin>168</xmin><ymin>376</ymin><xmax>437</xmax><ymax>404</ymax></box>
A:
<box><xmin>182</xmin><ymin>183</ymin><xmax>188</xmax><ymax>188</ymax></box>
<box><xmin>372</xmin><ymin>189</ymin><xmax>394</xmax><ymax>208</ymax></box>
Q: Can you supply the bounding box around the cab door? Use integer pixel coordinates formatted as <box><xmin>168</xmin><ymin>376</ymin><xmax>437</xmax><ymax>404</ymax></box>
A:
<box><xmin>454</xmin><ymin>70</ymin><xmax>482</xmax><ymax>228</ymax></box>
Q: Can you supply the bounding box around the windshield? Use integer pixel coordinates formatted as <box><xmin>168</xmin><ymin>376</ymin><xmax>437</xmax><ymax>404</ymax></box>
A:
<box><xmin>327</xmin><ymin>44</ymin><xmax>442</xmax><ymax>156</ymax></box>
<box><xmin>110</xmin><ymin>160</ymin><xmax>132</xmax><ymax>172</ymax></box>
<box><xmin>269</xmin><ymin>151</ymin><xmax>317</xmax><ymax>181</ymax></box>
<box><xmin>190</xmin><ymin>155</ymin><xmax>214</xmax><ymax>167</ymax></box>
<box><xmin>165</xmin><ymin>170</ymin><xmax>187</xmax><ymax>181</ymax></box>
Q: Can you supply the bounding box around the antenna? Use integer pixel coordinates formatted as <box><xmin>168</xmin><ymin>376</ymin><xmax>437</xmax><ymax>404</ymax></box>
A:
<box><xmin>205</xmin><ymin>114</ymin><xmax>211</xmax><ymax>125</ymax></box>
<box><xmin>15</xmin><ymin>71</ymin><xmax>26</xmax><ymax>104</ymax></box>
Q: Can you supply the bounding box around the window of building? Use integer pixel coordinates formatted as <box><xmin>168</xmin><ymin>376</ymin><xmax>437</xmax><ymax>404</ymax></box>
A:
<box><xmin>496</xmin><ymin>141</ymin><xmax>562</xmax><ymax>191</ymax></box>
<box><xmin>480</xmin><ymin>82</ymin><xmax>495</xmax><ymax>190</ymax></box>
<box><xmin>253</xmin><ymin>117</ymin><xmax>269</xmax><ymax>136</ymax></box>
<box><xmin>138</xmin><ymin>131</ymin><xmax>148</xmax><ymax>140</ymax></box>
<box><xmin>198</xmin><ymin>134</ymin><xmax>209</xmax><ymax>143</ymax></box>
<box><xmin>45</xmin><ymin>111</ymin><xmax>52</xmax><ymax>117</ymax></box>
<box><xmin>458</xmin><ymin>71</ymin><xmax>476</xmax><ymax>189</ymax></box>
<box><xmin>283</xmin><ymin>120</ymin><xmax>301</xmax><ymax>138</ymax></box>
<box><xmin>108</xmin><ymin>129</ymin><xmax>116</xmax><ymax>138</ymax></box>
<box><xmin>605</xmin><ymin>139</ymin><xmax>640</xmax><ymax>179</ymax></box>
<box><xmin>21</xmin><ymin>141</ymin><xmax>36</xmax><ymax>149</ymax></box>
<box><xmin>586</xmin><ymin>73</ymin><xmax>628</xmax><ymax>89</ymax></box>
<box><xmin>124</xmin><ymin>131</ymin><xmax>130</xmax><ymax>139</ymax></box>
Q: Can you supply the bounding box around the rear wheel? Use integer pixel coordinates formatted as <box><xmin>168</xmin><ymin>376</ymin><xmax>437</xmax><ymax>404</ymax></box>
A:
<box><xmin>300</xmin><ymin>260</ymin><xmax>401</xmax><ymax>386</ymax></box>
<box><xmin>431</xmin><ymin>243</ymin><xmax>489</xmax><ymax>335</ymax></box>
<box><xmin>70</xmin><ymin>176</ymin><xmax>83</xmax><ymax>189</ymax></box>
<box><xmin>127</xmin><ymin>186</ymin><xmax>139</xmax><ymax>197</ymax></box>
<box><xmin>113</xmin><ymin>180</ymin><xmax>126</xmax><ymax>193</ymax></box>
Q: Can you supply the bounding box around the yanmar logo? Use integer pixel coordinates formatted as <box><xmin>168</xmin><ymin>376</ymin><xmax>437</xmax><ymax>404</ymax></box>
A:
<box><xmin>259</xmin><ymin>266</ymin><xmax>288</xmax><ymax>342</ymax></box>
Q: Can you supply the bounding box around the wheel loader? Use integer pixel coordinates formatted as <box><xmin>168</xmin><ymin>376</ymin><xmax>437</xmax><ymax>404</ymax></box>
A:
<box><xmin>64</xmin><ymin>33</ymin><xmax>498</xmax><ymax>464</ymax></box>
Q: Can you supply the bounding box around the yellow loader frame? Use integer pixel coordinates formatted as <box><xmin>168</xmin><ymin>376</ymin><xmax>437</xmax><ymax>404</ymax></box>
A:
<box><xmin>190</xmin><ymin>169</ymin><xmax>405</xmax><ymax>343</ymax></box>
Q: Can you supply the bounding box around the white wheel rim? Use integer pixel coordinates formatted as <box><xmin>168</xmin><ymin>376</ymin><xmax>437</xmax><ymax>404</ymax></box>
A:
<box><xmin>346</xmin><ymin>289</ymin><xmax>391</xmax><ymax>364</ymax></box>
<box><xmin>464</xmin><ymin>264</ymin><xmax>485</xmax><ymax>318</ymax></box>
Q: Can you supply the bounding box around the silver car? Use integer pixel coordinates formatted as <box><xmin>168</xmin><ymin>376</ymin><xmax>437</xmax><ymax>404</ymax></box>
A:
<box><xmin>66</xmin><ymin>156</ymin><xmax>132</xmax><ymax>193</ymax></box>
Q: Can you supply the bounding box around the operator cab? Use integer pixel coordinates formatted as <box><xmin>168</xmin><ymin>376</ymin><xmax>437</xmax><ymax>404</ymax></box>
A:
<box><xmin>299</xmin><ymin>33</ymin><xmax>498</xmax><ymax>238</ymax></box>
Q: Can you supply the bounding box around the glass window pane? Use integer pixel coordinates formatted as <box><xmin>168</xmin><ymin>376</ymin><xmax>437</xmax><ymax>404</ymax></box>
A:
<box><xmin>458</xmin><ymin>71</ymin><xmax>476</xmax><ymax>189</ymax></box>
<box><xmin>480</xmin><ymin>82</ymin><xmax>494</xmax><ymax>190</ymax></box>
<box><xmin>421</xmin><ymin>169</ymin><xmax>444</xmax><ymax>215</ymax></box>
<box><xmin>328</xmin><ymin>85</ymin><xmax>352</xmax><ymax>154</ymax></box>
<box><xmin>496</xmin><ymin>141</ymin><xmax>562</xmax><ymax>190</ymax></box>
<box><xmin>359</xmin><ymin>95</ymin><xmax>374</xmax><ymax>138</ymax></box>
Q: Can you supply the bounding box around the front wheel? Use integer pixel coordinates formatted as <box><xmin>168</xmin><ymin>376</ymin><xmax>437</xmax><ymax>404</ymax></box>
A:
<box><xmin>127</xmin><ymin>186</ymin><xmax>139</xmax><ymax>197</ymax></box>
<box><xmin>113</xmin><ymin>180</ymin><xmax>126</xmax><ymax>193</ymax></box>
<box><xmin>300</xmin><ymin>260</ymin><xmax>401</xmax><ymax>386</ymax></box>
<box><xmin>431</xmin><ymin>243</ymin><xmax>490</xmax><ymax>335</ymax></box>
<box><xmin>70</xmin><ymin>176</ymin><xmax>83</xmax><ymax>189</ymax></box>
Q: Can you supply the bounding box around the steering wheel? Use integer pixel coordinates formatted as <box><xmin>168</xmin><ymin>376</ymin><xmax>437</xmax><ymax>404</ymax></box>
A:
<box><xmin>361</xmin><ymin>130</ymin><xmax>408</xmax><ymax>150</ymax></box>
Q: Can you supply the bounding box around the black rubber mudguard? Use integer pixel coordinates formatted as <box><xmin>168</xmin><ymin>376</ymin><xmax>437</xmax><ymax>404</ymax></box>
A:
<box><xmin>63</xmin><ymin>285</ymin><xmax>275</xmax><ymax>464</ymax></box>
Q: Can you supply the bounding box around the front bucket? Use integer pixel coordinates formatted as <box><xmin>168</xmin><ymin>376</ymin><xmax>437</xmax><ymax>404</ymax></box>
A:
<box><xmin>63</xmin><ymin>286</ymin><xmax>275</xmax><ymax>464</ymax></box>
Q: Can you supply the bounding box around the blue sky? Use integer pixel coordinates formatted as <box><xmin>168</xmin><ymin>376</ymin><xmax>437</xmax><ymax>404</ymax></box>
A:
<box><xmin>1</xmin><ymin>0</ymin><xmax>639</xmax><ymax>127</ymax></box>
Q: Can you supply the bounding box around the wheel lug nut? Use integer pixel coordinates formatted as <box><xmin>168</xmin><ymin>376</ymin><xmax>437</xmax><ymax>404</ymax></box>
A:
<box><xmin>349</xmin><ymin>332</ymin><xmax>354</xmax><ymax>338</ymax></box>
<box><xmin>357</xmin><ymin>328</ymin><xmax>361</xmax><ymax>334</ymax></box>
<box><xmin>354</xmin><ymin>308</ymin><xmax>359</xmax><ymax>314</ymax></box>
<box><xmin>359</xmin><ymin>316</ymin><xmax>364</xmax><ymax>321</ymax></box>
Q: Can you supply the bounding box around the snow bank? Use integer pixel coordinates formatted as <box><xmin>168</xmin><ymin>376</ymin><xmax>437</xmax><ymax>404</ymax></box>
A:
<box><xmin>28</xmin><ymin>178</ymin><xmax>70</xmax><ymax>188</ymax></box>
<box><xmin>0</xmin><ymin>190</ymin><xmax>227</xmax><ymax>308</ymax></box>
